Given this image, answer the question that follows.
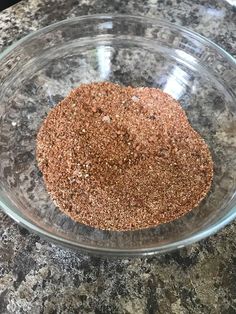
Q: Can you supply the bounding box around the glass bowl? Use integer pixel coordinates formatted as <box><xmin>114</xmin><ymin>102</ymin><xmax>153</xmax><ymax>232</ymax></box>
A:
<box><xmin>0</xmin><ymin>15</ymin><xmax>236</xmax><ymax>256</ymax></box>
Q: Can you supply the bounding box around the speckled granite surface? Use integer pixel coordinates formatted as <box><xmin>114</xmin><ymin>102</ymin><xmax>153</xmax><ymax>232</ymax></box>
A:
<box><xmin>0</xmin><ymin>1</ymin><xmax>236</xmax><ymax>313</ymax></box>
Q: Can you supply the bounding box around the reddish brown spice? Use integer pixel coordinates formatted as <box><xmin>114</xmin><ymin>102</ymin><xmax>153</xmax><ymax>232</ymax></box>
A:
<box><xmin>36</xmin><ymin>82</ymin><xmax>213</xmax><ymax>231</ymax></box>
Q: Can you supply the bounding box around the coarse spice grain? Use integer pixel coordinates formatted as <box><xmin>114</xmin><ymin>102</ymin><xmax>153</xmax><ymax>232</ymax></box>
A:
<box><xmin>36</xmin><ymin>82</ymin><xmax>213</xmax><ymax>231</ymax></box>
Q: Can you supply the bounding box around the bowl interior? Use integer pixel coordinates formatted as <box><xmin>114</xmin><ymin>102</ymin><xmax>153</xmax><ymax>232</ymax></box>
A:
<box><xmin>0</xmin><ymin>16</ymin><xmax>236</xmax><ymax>255</ymax></box>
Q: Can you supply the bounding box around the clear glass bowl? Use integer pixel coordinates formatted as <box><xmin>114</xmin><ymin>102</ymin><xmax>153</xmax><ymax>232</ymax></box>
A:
<box><xmin>1</xmin><ymin>15</ymin><xmax>236</xmax><ymax>256</ymax></box>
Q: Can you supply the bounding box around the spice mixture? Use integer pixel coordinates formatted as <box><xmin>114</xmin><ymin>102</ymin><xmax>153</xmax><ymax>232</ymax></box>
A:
<box><xmin>36</xmin><ymin>82</ymin><xmax>213</xmax><ymax>231</ymax></box>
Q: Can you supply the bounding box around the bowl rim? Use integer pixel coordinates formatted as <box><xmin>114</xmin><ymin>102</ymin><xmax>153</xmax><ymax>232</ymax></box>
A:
<box><xmin>1</xmin><ymin>13</ymin><xmax>236</xmax><ymax>66</ymax></box>
<box><xmin>1</xmin><ymin>14</ymin><xmax>236</xmax><ymax>256</ymax></box>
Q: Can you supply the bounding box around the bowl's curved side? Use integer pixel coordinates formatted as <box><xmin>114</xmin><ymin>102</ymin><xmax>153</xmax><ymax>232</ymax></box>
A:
<box><xmin>0</xmin><ymin>15</ymin><xmax>236</xmax><ymax>256</ymax></box>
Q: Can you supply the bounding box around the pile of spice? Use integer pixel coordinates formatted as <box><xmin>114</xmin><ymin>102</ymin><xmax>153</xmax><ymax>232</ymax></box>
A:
<box><xmin>36</xmin><ymin>82</ymin><xmax>213</xmax><ymax>231</ymax></box>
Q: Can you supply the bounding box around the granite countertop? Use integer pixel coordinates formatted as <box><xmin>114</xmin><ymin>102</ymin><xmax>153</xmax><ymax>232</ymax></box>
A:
<box><xmin>0</xmin><ymin>1</ymin><xmax>236</xmax><ymax>313</ymax></box>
